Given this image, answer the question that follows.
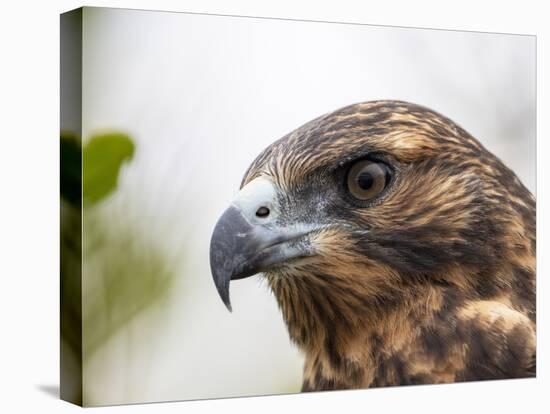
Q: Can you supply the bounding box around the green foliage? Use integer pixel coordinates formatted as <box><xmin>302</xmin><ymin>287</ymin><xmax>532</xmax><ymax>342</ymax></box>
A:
<box><xmin>82</xmin><ymin>212</ymin><xmax>175</xmax><ymax>361</ymax></box>
<box><xmin>60</xmin><ymin>131</ymin><xmax>82</xmax><ymax>208</ymax></box>
<box><xmin>61</xmin><ymin>131</ymin><xmax>135</xmax><ymax>207</ymax></box>
<box><xmin>60</xmin><ymin>200</ymin><xmax>83</xmax><ymax>405</ymax></box>
<box><xmin>83</xmin><ymin>132</ymin><xmax>134</xmax><ymax>205</ymax></box>
<box><xmin>60</xmin><ymin>129</ymin><xmax>175</xmax><ymax>381</ymax></box>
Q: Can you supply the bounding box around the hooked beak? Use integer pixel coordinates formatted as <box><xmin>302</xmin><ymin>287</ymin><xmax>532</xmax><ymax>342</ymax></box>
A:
<box><xmin>209</xmin><ymin>178</ymin><xmax>314</xmax><ymax>311</ymax></box>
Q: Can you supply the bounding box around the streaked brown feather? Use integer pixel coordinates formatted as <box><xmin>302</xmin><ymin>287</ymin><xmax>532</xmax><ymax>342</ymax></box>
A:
<box><xmin>245</xmin><ymin>101</ymin><xmax>535</xmax><ymax>390</ymax></box>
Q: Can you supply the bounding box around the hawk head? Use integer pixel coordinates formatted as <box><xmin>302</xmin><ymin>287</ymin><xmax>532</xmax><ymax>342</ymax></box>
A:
<box><xmin>209</xmin><ymin>100</ymin><xmax>535</xmax><ymax>352</ymax></box>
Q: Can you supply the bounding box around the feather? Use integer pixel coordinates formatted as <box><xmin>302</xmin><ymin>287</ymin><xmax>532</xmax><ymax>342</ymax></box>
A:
<box><xmin>238</xmin><ymin>100</ymin><xmax>536</xmax><ymax>389</ymax></box>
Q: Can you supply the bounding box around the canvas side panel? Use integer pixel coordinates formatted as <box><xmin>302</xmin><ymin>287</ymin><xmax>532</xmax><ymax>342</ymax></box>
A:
<box><xmin>60</xmin><ymin>7</ymin><xmax>83</xmax><ymax>406</ymax></box>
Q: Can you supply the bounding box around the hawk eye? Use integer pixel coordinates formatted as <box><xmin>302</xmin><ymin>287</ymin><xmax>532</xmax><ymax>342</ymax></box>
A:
<box><xmin>346</xmin><ymin>160</ymin><xmax>391</xmax><ymax>201</ymax></box>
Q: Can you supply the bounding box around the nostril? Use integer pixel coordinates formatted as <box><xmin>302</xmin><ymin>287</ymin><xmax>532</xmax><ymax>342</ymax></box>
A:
<box><xmin>255</xmin><ymin>206</ymin><xmax>270</xmax><ymax>218</ymax></box>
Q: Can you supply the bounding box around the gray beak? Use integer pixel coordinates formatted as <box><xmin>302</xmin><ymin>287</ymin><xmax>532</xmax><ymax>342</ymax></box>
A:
<box><xmin>209</xmin><ymin>178</ymin><xmax>314</xmax><ymax>311</ymax></box>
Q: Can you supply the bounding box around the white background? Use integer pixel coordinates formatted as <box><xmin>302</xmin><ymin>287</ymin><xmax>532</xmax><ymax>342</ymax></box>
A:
<box><xmin>0</xmin><ymin>0</ymin><xmax>548</xmax><ymax>413</ymax></box>
<box><xmin>78</xmin><ymin>7</ymin><xmax>536</xmax><ymax>406</ymax></box>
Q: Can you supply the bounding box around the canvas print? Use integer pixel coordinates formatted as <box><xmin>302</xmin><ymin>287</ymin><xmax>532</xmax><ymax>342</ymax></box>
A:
<box><xmin>60</xmin><ymin>7</ymin><xmax>536</xmax><ymax>407</ymax></box>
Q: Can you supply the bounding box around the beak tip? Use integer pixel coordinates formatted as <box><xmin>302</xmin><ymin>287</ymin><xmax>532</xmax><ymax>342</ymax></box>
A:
<box><xmin>211</xmin><ymin>270</ymin><xmax>233</xmax><ymax>312</ymax></box>
<box><xmin>210</xmin><ymin>252</ymin><xmax>233</xmax><ymax>311</ymax></box>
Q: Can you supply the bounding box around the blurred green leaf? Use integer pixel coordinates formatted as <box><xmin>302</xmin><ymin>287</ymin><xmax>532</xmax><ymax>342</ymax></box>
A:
<box><xmin>60</xmin><ymin>131</ymin><xmax>82</xmax><ymax>208</ymax></box>
<box><xmin>83</xmin><ymin>133</ymin><xmax>134</xmax><ymax>205</ymax></box>
<box><xmin>82</xmin><ymin>211</ymin><xmax>175</xmax><ymax>361</ymax></box>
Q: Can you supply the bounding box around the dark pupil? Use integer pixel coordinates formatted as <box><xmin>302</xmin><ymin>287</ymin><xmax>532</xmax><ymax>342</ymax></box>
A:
<box><xmin>357</xmin><ymin>171</ymin><xmax>374</xmax><ymax>190</ymax></box>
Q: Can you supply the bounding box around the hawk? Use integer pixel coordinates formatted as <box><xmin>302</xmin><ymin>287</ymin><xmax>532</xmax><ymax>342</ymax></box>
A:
<box><xmin>209</xmin><ymin>101</ymin><xmax>536</xmax><ymax>390</ymax></box>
